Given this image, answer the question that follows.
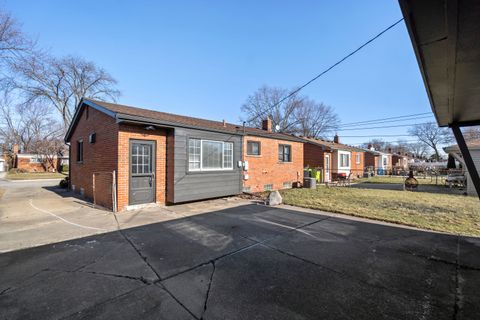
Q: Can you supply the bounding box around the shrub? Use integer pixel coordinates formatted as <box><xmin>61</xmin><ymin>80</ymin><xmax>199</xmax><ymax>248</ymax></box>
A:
<box><xmin>61</xmin><ymin>164</ymin><xmax>69</xmax><ymax>173</ymax></box>
<box><xmin>8</xmin><ymin>168</ymin><xmax>28</xmax><ymax>174</ymax></box>
<box><xmin>59</xmin><ymin>176</ymin><xmax>69</xmax><ymax>188</ymax></box>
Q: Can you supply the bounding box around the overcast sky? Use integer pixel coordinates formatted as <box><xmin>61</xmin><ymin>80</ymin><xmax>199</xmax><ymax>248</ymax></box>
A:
<box><xmin>3</xmin><ymin>0</ymin><xmax>434</xmax><ymax>145</ymax></box>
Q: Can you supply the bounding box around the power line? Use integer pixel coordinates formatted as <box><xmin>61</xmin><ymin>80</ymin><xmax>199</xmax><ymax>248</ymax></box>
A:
<box><xmin>338</xmin><ymin>114</ymin><xmax>433</xmax><ymax>128</ymax></box>
<box><xmin>339</xmin><ymin>112</ymin><xmax>431</xmax><ymax>126</ymax></box>
<box><xmin>337</xmin><ymin>121</ymin><xmax>432</xmax><ymax>131</ymax></box>
<box><xmin>248</xmin><ymin>17</ymin><xmax>405</xmax><ymax>122</ymax></box>
<box><xmin>339</xmin><ymin>134</ymin><xmax>413</xmax><ymax>137</ymax></box>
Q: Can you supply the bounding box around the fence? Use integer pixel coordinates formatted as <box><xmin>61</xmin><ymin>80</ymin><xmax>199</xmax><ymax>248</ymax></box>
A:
<box><xmin>92</xmin><ymin>170</ymin><xmax>117</xmax><ymax>212</ymax></box>
<box><xmin>304</xmin><ymin>166</ymin><xmax>460</xmax><ymax>186</ymax></box>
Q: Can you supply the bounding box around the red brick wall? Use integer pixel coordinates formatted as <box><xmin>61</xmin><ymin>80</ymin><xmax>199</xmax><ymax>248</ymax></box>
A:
<box><xmin>243</xmin><ymin>136</ymin><xmax>303</xmax><ymax>192</ymax></box>
<box><xmin>69</xmin><ymin>105</ymin><xmax>119</xmax><ymax>209</ymax></box>
<box><xmin>117</xmin><ymin>124</ymin><xmax>168</xmax><ymax>211</ymax></box>
<box><xmin>364</xmin><ymin>152</ymin><xmax>378</xmax><ymax>169</ymax></box>
<box><xmin>351</xmin><ymin>151</ymin><xmax>364</xmax><ymax>178</ymax></box>
<box><xmin>16</xmin><ymin>157</ymin><xmax>59</xmax><ymax>172</ymax></box>
<box><xmin>303</xmin><ymin>143</ymin><xmax>326</xmax><ymax>168</ymax></box>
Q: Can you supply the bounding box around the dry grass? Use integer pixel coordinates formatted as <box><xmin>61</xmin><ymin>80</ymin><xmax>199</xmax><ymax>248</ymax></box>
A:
<box><xmin>280</xmin><ymin>187</ymin><xmax>480</xmax><ymax>237</ymax></box>
<box><xmin>6</xmin><ymin>172</ymin><xmax>67</xmax><ymax>180</ymax></box>
<box><xmin>359</xmin><ymin>175</ymin><xmax>445</xmax><ymax>186</ymax></box>
<box><xmin>0</xmin><ymin>188</ymin><xmax>5</xmax><ymax>199</ymax></box>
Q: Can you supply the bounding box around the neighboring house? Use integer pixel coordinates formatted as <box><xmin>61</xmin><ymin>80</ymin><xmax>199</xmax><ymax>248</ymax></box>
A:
<box><xmin>302</xmin><ymin>135</ymin><xmax>365</xmax><ymax>181</ymax></box>
<box><xmin>444</xmin><ymin>140</ymin><xmax>480</xmax><ymax>197</ymax></box>
<box><xmin>10</xmin><ymin>144</ymin><xmax>66</xmax><ymax>173</ymax></box>
<box><xmin>64</xmin><ymin>98</ymin><xmax>304</xmax><ymax>211</ymax></box>
<box><xmin>0</xmin><ymin>154</ymin><xmax>5</xmax><ymax>172</ymax></box>
<box><xmin>391</xmin><ymin>152</ymin><xmax>410</xmax><ymax>172</ymax></box>
<box><xmin>243</xmin><ymin>119</ymin><xmax>304</xmax><ymax>192</ymax></box>
<box><xmin>364</xmin><ymin>146</ymin><xmax>392</xmax><ymax>175</ymax></box>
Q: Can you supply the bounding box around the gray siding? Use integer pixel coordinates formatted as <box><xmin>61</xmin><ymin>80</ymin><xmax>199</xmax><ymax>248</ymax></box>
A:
<box><xmin>172</xmin><ymin>127</ymin><xmax>242</xmax><ymax>203</ymax></box>
<box><xmin>466</xmin><ymin>149</ymin><xmax>480</xmax><ymax>197</ymax></box>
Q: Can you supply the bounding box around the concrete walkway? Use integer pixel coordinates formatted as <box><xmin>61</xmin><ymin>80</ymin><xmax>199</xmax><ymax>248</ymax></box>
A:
<box><xmin>0</xmin><ymin>203</ymin><xmax>479</xmax><ymax>319</ymax></box>
<box><xmin>0</xmin><ymin>179</ymin><xmax>251</xmax><ymax>252</ymax></box>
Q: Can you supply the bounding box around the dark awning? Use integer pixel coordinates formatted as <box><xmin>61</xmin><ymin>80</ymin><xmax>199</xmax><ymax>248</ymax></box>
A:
<box><xmin>399</xmin><ymin>0</ymin><xmax>480</xmax><ymax>127</ymax></box>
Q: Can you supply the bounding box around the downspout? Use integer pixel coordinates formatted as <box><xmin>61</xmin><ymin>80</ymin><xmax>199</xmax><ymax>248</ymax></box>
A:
<box><xmin>67</xmin><ymin>142</ymin><xmax>71</xmax><ymax>189</ymax></box>
<box><xmin>241</xmin><ymin>121</ymin><xmax>246</xmax><ymax>192</ymax></box>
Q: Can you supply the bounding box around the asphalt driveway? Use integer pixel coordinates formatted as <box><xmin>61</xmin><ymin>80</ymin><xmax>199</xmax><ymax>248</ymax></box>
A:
<box><xmin>1</xmin><ymin>203</ymin><xmax>479</xmax><ymax>319</ymax></box>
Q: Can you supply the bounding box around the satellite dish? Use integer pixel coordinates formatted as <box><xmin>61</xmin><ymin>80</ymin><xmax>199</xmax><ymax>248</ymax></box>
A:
<box><xmin>275</xmin><ymin>124</ymin><xmax>280</xmax><ymax>132</ymax></box>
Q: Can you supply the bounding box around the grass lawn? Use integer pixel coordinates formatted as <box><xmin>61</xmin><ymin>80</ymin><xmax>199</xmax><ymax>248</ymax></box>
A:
<box><xmin>6</xmin><ymin>172</ymin><xmax>67</xmax><ymax>180</ymax></box>
<box><xmin>359</xmin><ymin>175</ymin><xmax>445</xmax><ymax>186</ymax></box>
<box><xmin>280</xmin><ymin>187</ymin><xmax>480</xmax><ymax>237</ymax></box>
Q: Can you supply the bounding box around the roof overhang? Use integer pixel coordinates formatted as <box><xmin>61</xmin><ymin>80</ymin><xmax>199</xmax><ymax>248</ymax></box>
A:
<box><xmin>399</xmin><ymin>0</ymin><xmax>480</xmax><ymax>127</ymax></box>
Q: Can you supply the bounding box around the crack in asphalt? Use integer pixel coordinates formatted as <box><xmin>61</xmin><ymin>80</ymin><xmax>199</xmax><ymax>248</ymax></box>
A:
<box><xmin>58</xmin><ymin>285</ymin><xmax>148</xmax><ymax>320</ymax></box>
<box><xmin>112</xmin><ymin>212</ymin><xmax>199</xmax><ymax>319</ymax></box>
<box><xmin>397</xmin><ymin>247</ymin><xmax>480</xmax><ymax>271</ymax></box>
<box><xmin>452</xmin><ymin>236</ymin><xmax>461</xmax><ymax>320</ymax></box>
<box><xmin>0</xmin><ymin>269</ymin><xmax>50</xmax><ymax>297</ymax></box>
<box><xmin>201</xmin><ymin>262</ymin><xmax>216</xmax><ymax>320</ymax></box>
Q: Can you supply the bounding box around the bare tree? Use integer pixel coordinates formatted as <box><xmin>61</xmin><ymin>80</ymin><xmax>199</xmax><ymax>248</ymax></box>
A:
<box><xmin>241</xmin><ymin>85</ymin><xmax>339</xmax><ymax>138</ymax></box>
<box><xmin>361</xmin><ymin>139</ymin><xmax>386</xmax><ymax>151</ymax></box>
<box><xmin>294</xmin><ymin>99</ymin><xmax>339</xmax><ymax>138</ymax></box>
<box><xmin>406</xmin><ymin>142</ymin><xmax>428</xmax><ymax>158</ymax></box>
<box><xmin>0</xmin><ymin>95</ymin><xmax>62</xmax><ymax>156</ymax></box>
<box><xmin>241</xmin><ymin>86</ymin><xmax>300</xmax><ymax>133</ymax></box>
<box><xmin>463</xmin><ymin>126</ymin><xmax>480</xmax><ymax>142</ymax></box>
<box><xmin>8</xmin><ymin>54</ymin><xmax>120</xmax><ymax>129</ymax></box>
<box><xmin>0</xmin><ymin>8</ymin><xmax>33</xmax><ymax>67</ymax></box>
<box><xmin>408</xmin><ymin>122</ymin><xmax>453</xmax><ymax>161</ymax></box>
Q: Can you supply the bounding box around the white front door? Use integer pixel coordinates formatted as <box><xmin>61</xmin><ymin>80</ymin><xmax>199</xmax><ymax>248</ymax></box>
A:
<box><xmin>325</xmin><ymin>155</ymin><xmax>331</xmax><ymax>182</ymax></box>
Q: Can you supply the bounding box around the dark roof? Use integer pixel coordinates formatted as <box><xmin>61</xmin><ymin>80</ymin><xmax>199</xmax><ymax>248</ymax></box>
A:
<box><xmin>65</xmin><ymin>98</ymin><xmax>304</xmax><ymax>143</ymax></box>
<box><xmin>299</xmin><ymin>136</ymin><xmax>364</xmax><ymax>152</ymax></box>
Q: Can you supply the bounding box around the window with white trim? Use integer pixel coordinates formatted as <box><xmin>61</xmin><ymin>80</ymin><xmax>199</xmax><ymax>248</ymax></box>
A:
<box><xmin>188</xmin><ymin>139</ymin><xmax>234</xmax><ymax>171</ymax></box>
<box><xmin>340</xmin><ymin>154</ymin><xmax>350</xmax><ymax>167</ymax></box>
<box><xmin>356</xmin><ymin>153</ymin><xmax>361</xmax><ymax>164</ymax></box>
<box><xmin>30</xmin><ymin>157</ymin><xmax>41</xmax><ymax>163</ymax></box>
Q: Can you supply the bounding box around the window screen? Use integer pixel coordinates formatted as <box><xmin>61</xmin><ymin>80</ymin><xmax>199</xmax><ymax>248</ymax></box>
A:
<box><xmin>247</xmin><ymin>141</ymin><xmax>261</xmax><ymax>155</ymax></box>
<box><xmin>278</xmin><ymin>144</ymin><xmax>291</xmax><ymax>162</ymax></box>
<box><xmin>340</xmin><ymin>154</ymin><xmax>350</xmax><ymax>167</ymax></box>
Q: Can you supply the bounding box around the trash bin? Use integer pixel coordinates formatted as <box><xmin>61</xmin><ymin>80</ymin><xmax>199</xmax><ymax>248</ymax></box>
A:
<box><xmin>303</xmin><ymin>177</ymin><xmax>316</xmax><ymax>189</ymax></box>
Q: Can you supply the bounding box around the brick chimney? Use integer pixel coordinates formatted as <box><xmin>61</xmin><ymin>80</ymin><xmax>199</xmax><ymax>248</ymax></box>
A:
<box><xmin>262</xmin><ymin>118</ymin><xmax>272</xmax><ymax>132</ymax></box>
<box><xmin>333</xmin><ymin>134</ymin><xmax>339</xmax><ymax>143</ymax></box>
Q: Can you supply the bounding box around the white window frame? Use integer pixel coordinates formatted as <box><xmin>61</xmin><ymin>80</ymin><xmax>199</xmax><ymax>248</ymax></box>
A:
<box><xmin>30</xmin><ymin>156</ymin><xmax>41</xmax><ymax>163</ymax></box>
<box><xmin>356</xmin><ymin>153</ymin><xmax>361</xmax><ymax>164</ymax></box>
<box><xmin>188</xmin><ymin>139</ymin><xmax>234</xmax><ymax>172</ymax></box>
<box><xmin>338</xmin><ymin>151</ymin><xmax>351</xmax><ymax>169</ymax></box>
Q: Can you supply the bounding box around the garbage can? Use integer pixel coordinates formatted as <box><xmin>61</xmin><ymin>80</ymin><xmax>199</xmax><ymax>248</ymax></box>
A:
<box><xmin>303</xmin><ymin>177</ymin><xmax>316</xmax><ymax>189</ymax></box>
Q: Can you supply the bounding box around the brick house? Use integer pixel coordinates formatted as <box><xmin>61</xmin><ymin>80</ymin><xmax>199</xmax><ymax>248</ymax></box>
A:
<box><xmin>363</xmin><ymin>146</ymin><xmax>393</xmax><ymax>175</ymax></box>
<box><xmin>242</xmin><ymin>119</ymin><xmax>304</xmax><ymax>192</ymax></box>
<box><xmin>302</xmin><ymin>135</ymin><xmax>365</xmax><ymax>181</ymax></box>
<box><xmin>10</xmin><ymin>144</ymin><xmax>68</xmax><ymax>173</ymax></box>
<box><xmin>64</xmin><ymin>98</ymin><xmax>304</xmax><ymax>211</ymax></box>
